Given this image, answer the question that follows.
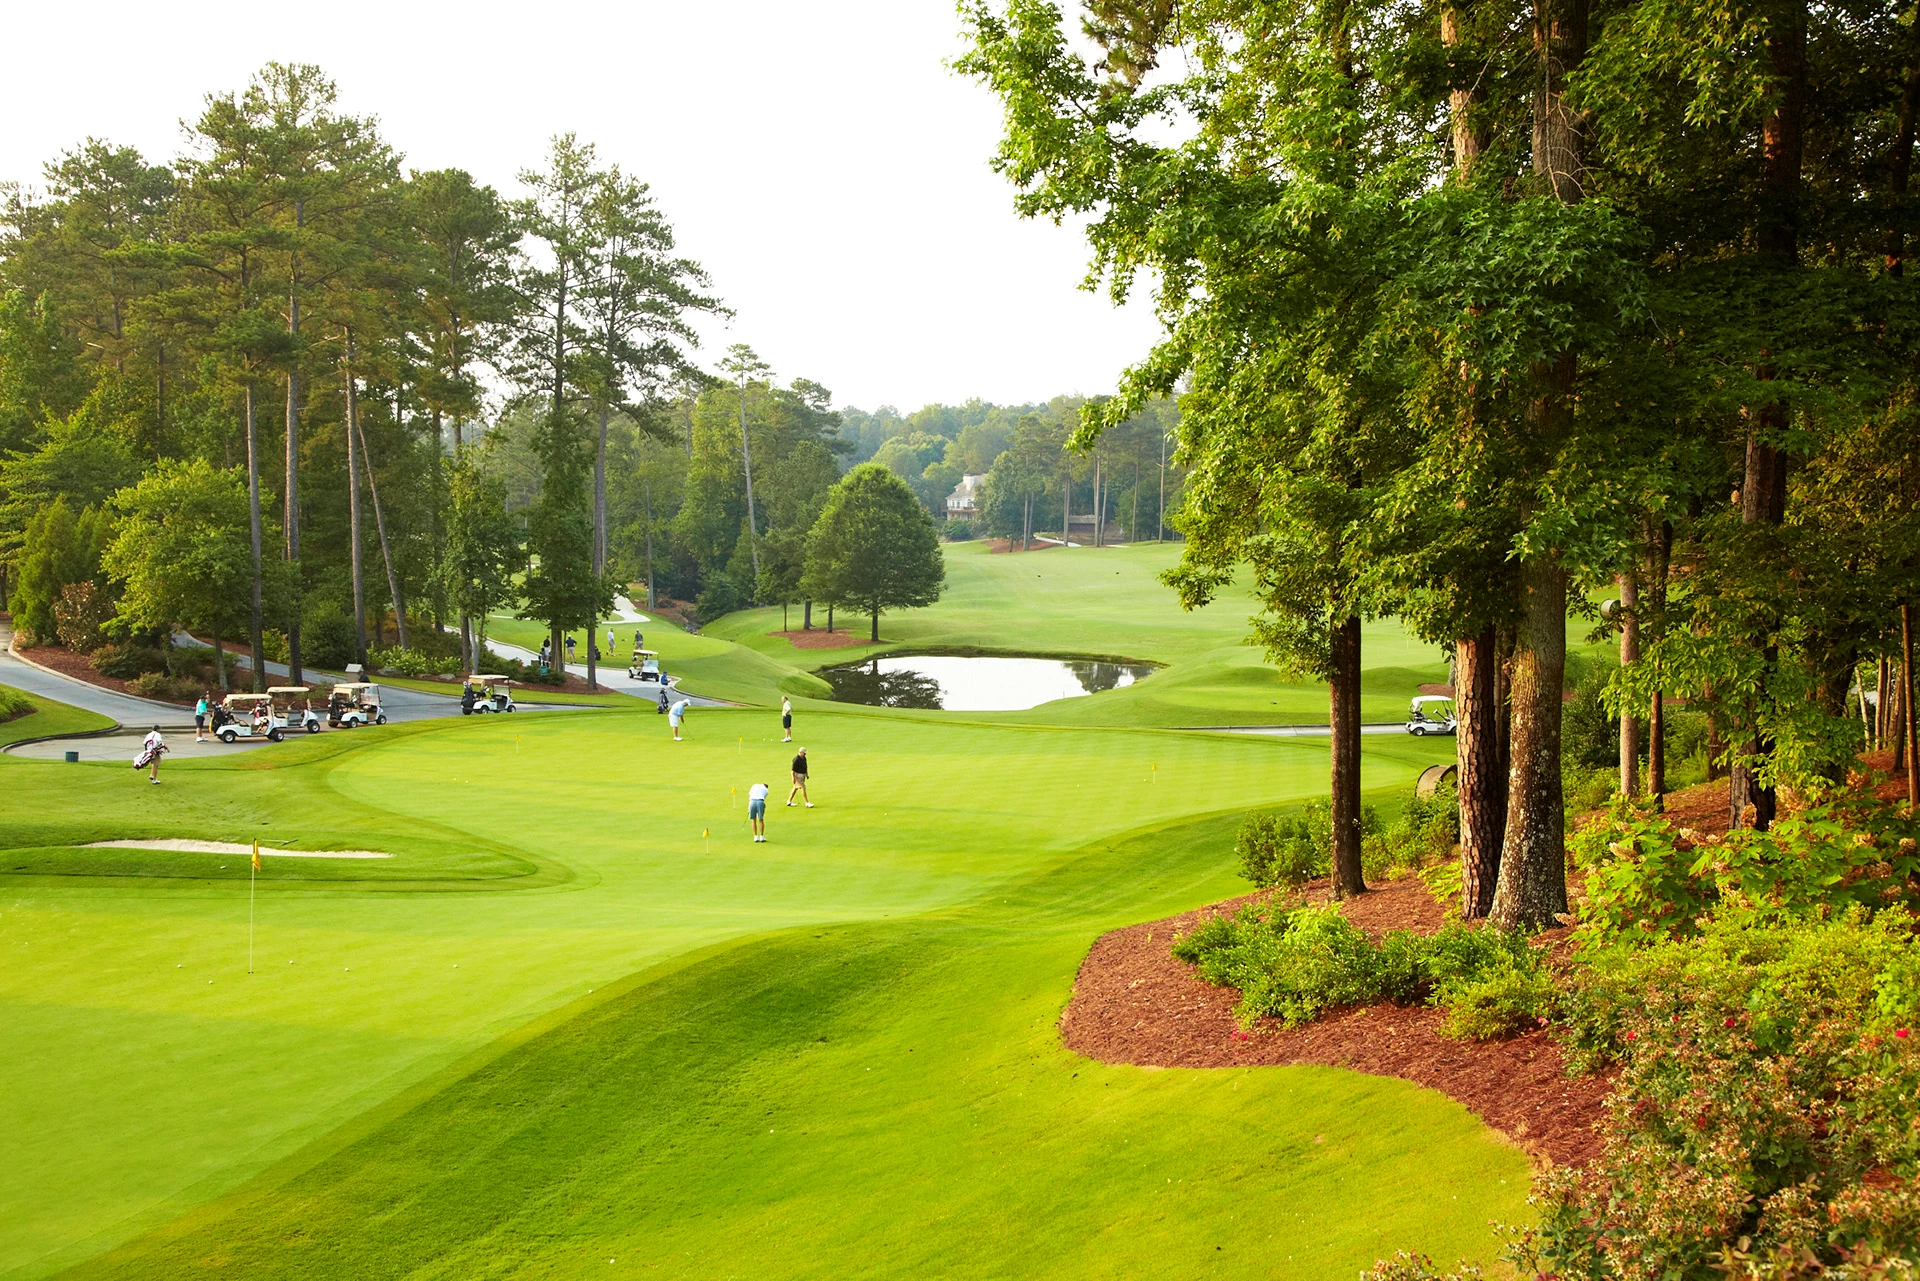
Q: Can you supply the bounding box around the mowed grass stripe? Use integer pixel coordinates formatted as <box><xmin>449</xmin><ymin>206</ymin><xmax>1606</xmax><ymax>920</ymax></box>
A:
<box><xmin>65</xmin><ymin>813</ymin><xmax>1528</xmax><ymax>1281</ymax></box>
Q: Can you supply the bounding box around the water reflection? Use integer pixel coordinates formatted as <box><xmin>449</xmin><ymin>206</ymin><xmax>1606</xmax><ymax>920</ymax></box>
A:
<box><xmin>821</xmin><ymin>653</ymin><xmax>1156</xmax><ymax>711</ymax></box>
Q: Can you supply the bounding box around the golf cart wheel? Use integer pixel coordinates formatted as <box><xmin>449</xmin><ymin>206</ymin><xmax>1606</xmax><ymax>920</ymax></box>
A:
<box><xmin>306</xmin><ymin>721</ymin><xmax>320</xmax><ymax>734</ymax></box>
<box><xmin>506</xmin><ymin>704</ymin><xmax>516</xmax><ymax>712</ymax></box>
<box><xmin>1411</xmin><ymin>726</ymin><xmax>1426</xmax><ymax>737</ymax></box>
<box><xmin>219</xmin><ymin>729</ymin><xmax>236</xmax><ymax>744</ymax></box>
<box><xmin>268</xmin><ymin>728</ymin><xmax>283</xmax><ymax>743</ymax></box>
<box><xmin>376</xmin><ymin>713</ymin><xmax>387</xmax><ymax>725</ymax></box>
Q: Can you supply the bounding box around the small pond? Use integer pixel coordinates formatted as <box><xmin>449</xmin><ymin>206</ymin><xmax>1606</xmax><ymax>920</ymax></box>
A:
<box><xmin>820</xmin><ymin>653</ymin><xmax>1157</xmax><ymax>711</ymax></box>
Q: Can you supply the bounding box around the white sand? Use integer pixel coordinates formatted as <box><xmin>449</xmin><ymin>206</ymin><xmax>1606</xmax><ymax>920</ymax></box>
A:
<box><xmin>85</xmin><ymin>839</ymin><xmax>392</xmax><ymax>860</ymax></box>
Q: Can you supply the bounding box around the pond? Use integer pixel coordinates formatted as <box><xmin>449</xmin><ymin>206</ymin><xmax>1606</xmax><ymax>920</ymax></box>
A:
<box><xmin>819</xmin><ymin>653</ymin><xmax>1157</xmax><ymax>711</ymax></box>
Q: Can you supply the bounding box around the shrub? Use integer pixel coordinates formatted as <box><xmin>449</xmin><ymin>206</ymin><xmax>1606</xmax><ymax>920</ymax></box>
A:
<box><xmin>370</xmin><ymin>645</ymin><xmax>432</xmax><ymax>678</ymax></box>
<box><xmin>126</xmin><ymin>672</ymin><xmax>195</xmax><ymax>702</ymax></box>
<box><xmin>304</xmin><ymin>609</ymin><xmax>357</xmax><ymax>671</ymax></box>
<box><xmin>695</xmin><ymin>575</ymin><xmax>743</xmax><ymax>623</ymax></box>
<box><xmin>1535</xmin><ymin>909</ymin><xmax>1920</xmax><ymax>1278</ymax></box>
<box><xmin>1572</xmin><ymin>797</ymin><xmax>1920</xmax><ymax>949</ymax></box>
<box><xmin>0</xmin><ymin>685</ymin><xmax>33</xmax><ymax>721</ymax></box>
<box><xmin>1172</xmin><ymin>904</ymin><xmax>1550</xmax><ymax>1037</ymax></box>
<box><xmin>53</xmin><ymin>581</ymin><xmax>114</xmax><ymax>653</ymax></box>
<box><xmin>262</xmin><ymin>629</ymin><xmax>290</xmax><ymax>663</ymax></box>
<box><xmin>1236</xmin><ymin>812</ymin><xmax>1326</xmax><ymax>889</ymax></box>
<box><xmin>943</xmin><ymin>518</ymin><xmax>976</xmax><ymax>541</ymax></box>
<box><xmin>91</xmin><ymin>643</ymin><xmax>169</xmax><ymax>678</ymax></box>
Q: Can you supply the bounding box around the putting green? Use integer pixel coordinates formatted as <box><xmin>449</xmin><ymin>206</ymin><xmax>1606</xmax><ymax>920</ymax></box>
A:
<box><xmin>1</xmin><ymin>546</ymin><xmax>1537</xmax><ymax>1280</ymax></box>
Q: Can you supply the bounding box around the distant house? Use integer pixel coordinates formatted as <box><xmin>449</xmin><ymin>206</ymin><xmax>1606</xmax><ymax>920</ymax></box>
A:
<box><xmin>945</xmin><ymin>473</ymin><xmax>985</xmax><ymax>519</ymax></box>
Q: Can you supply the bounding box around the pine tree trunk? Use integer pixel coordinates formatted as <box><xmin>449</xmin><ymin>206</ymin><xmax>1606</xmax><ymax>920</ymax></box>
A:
<box><xmin>244</xmin><ymin>382</ymin><xmax>266</xmax><ymax>693</ymax></box>
<box><xmin>211</xmin><ymin>623</ymin><xmax>228</xmax><ymax>692</ymax></box>
<box><xmin>345</xmin><ymin>336</ymin><xmax>368</xmax><ymax>669</ymax></box>
<box><xmin>285</xmin><ymin>227</ymin><xmax>304</xmax><ymax>687</ymax></box>
<box><xmin>357</xmin><ymin>417</ymin><xmax>408</xmax><ymax>651</ymax></box>
<box><xmin>1329</xmin><ymin>615</ymin><xmax>1365</xmax><ymax>899</ymax></box>
<box><xmin>1904</xmin><ymin>606</ymin><xmax>1918</xmax><ymax>803</ymax></box>
<box><xmin>1456</xmin><ymin>628</ymin><xmax>1504</xmax><ymax>918</ymax></box>
<box><xmin>1491</xmin><ymin>556</ymin><xmax>1570</xmax><ymax>930</ymax></box>
<box><xmin>1647</xmin><ymin>521</ymin><xmax>1672</xmax><ymax>804</ymax></box>
<box><xmin>1618</xmin><ymin>571</ymin><xmax>1640</xmax><ymax>797</ymax></box>
<box><xmin>739</xmin><ymin>383</ymin><xmax>761</xmax><ymax>590</ymax></box>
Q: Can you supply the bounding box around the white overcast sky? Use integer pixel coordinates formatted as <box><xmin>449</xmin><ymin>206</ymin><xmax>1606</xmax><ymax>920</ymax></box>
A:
<box><xmin>0</xmin><ymin>1</ymin><xmax>1162</xmax><ymax>415</ymax></box>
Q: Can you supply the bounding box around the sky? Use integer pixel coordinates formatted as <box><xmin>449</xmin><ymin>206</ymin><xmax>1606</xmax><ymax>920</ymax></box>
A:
<box><xmin>0</xmin><ymin>1</ymin><xmax>1163</xmax><ymax>415</ymax></box>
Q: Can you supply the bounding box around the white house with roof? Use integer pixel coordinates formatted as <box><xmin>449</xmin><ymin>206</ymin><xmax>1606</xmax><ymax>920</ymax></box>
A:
<box><xmin>945</xmin><ymin>473</ymin><xmax>985</xmax><ymax>519</ymax></box>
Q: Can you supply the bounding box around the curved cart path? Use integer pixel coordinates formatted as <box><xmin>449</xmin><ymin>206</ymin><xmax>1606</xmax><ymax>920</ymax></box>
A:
<box><xmin>1</xmin><ymin>622</ymin><xmax>191</xmax><ymax>728</ymax></box>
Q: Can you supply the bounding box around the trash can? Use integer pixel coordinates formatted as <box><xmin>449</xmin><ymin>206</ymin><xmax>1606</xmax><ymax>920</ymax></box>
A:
<box><xmin>64</xmin><ymin>750</ymin><xmax>79</xmax><ymax>763</ymax></box>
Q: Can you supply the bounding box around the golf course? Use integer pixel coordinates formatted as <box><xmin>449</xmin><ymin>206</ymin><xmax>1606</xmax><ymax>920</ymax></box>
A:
<box><xmin>1</xmin><ymin>542</ymin><xmax>1526</xmax><ymax>1280</ymax></box>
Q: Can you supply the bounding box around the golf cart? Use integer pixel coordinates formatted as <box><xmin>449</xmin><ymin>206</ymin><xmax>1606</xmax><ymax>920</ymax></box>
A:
<box><xmin>327</xmin><ymin>682</ymin><xmax>387</xmax><ymax>728</ymax></box>
<box><xmin>1406</xmin><ymin>695</ymin><xmax>1458</xmax><ymax>737</ymax></box>
<box><xmin>270</xmin><ymin>687</ymin><xmax>324</xmax><ymax>734</ymax></box>
<box><xmin>211</xmin><ymin>693</ymin><xmax>281</xmax><ymax>743</ymax></box>
<box><xmin>462</xmin><ymin>675</ymin><xmax>517</xmax><ymax>714</ymax></box>
<box><xmin>627</xmin><ymin>649</ymin><xmax>664</xmax><ymax>682</ymax></box>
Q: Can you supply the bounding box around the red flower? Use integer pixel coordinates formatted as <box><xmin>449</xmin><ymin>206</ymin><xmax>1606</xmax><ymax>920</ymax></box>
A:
<box><xmin>1898</xmin><ymin>1029</ymin><xmax>1911</xmax><ymax>1039</ymax></box>
<box><xmin>1624</xmin><ymin>1030</ymin><xmax>1638</xmax><ymax>1041</ymax></box>
<box><xmin>1724</xmin><ymin>1018</ymin><xmax>1736</xmax><ymax>1028</ymax></box>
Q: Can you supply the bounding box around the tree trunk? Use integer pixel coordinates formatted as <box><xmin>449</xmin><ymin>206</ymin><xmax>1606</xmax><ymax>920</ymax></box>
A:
<box><xmin>356</xmin><ymin>416</ymin><xmax>408</xmax><ymax>651</ymax></box>
<box><xmin>870</xmin><ymin>607</ymin><xmax>880</xmax><ymax>644</ymax></box>
<box><xmin>1647</xmin><ymin>521</ymin><xmax>1672</xmax><ymax>804</ymax></box>
<box><xmin>1092</xmin><ymin>454</ymin><xmax>1102</xmax><ymax>547</ymax></box>
<box><xmin>827</xmin><ymin>603</ymin><xmax>834</xmax><ymax>633</ymax></box>
<box><xmin>803</xmin><ymin>601</ymin><xmax>812</xmax><ymax>630</ymax></box>
<box><xmin>1618</xmin><ymin>571</ymin><xmax>1640</xmax><ymax>797</ymax></box>
<box><xmin>1905</xmin><ymin>605</ymin><xmax>1918</xmax><ymax>803</ymax></box>
<box><xmin>1062</xmin><ymin>473</ymin><xmax>1071</xmax><ymax>547</ymax></box>
<box><xmin>345</xmin><ymin>335</ymin><xmax>368</xmax><ymax>669</ymax></box>
<box><xmin>1329</xmin><ymin>614</ymin><xmax>1365</xmax><ymax>899</ymax></box>
<box><xmin>211</xmin><ymin>623</ymin><xmax>228</xmax><ymax>693</ymax></box>
<box><xmin>1493</xmin><ymin>625</ymin><xmax>1513</xmax><ymax>783</ymax></box>
<box><xmin>1890</xmin><ymin>662</ymin><xmax>1909</xmax><ymax>776</ymax></box>
<box><xmin>285</xmin><ymin>223</ymin><xmax>304</xmax><ymax>687</ymax></box>
<box><xmin>643</xmin><ymin>439</ymin><xmax>656</xmax><ymax>611</ymax></box>
<box><xmin>1491</xmin><ymin>556</ymin><xmax>1570</xmax><ymax>930</ymax></box>
<box><xmin>1443</xmin><ymin>6</ymin><xmax>1492</xmax><ymax>178</ymax></box>
<box><xmin>1879</xmin><ymin>657</ymin><xmax>1891</xmax><ymax>750</ymax></box>
<box><xmin>1456</xmin><ymin>628</ymin><xmax>1504</xmax><ymax>918</ymax></box>
<box><xmin>459</xmin><ymin>612</ymin><xmax>472</xmax><ymax>675</ymax></box>
<box><xmin>739</xmin><ymin>382</ymin><xmax>761</xmax><ymax>590</ymax></box>
<box><xmin>244</xmin><ymin>382</ymin><xmax>266</xmax><ymax>693</ymax></box>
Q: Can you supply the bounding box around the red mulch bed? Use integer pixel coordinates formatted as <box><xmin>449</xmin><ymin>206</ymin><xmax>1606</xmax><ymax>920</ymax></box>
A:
<box><xmin>10</xmin><ymin>642</ymin><xmax>195</xmax><ymax>707</ymax></box>
<box><xmin>1061</xmin><ymin>875</ymin><xmax>1613</xmax><ymax>1167</ymax></box>
<box><xmin>772</xmin><ymin>629</ymin><xmax>867</xmax><ymax>650</ymax></box>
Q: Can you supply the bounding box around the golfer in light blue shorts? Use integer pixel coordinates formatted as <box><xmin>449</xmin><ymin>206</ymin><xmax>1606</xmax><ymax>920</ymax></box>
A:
<box><xmin>748</xmin><ymin>781</ymin><xmax>769</xmax><ymax>842</ymax></box>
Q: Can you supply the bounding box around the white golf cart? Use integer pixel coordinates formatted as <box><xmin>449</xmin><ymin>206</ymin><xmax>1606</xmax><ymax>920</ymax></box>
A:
<box><xmin>212</xmin><ymin>693</ymin><xmax>281</xmax><ymax>743</ymax></box>
<box><xmin>1406</xmin><ymin>695</ymin><xmax>1458</xmax><ymax>737</ymax></box>
<box><xmin>462</xmin><ymin>675</ymin><xmax>517</xmax><ymax>714</ymax></box>
<box><xmin>627</xmin><ymin>649</ymin><xmax>664</xmax><ymax>682</ymax></box>
<box><xmin>327</xmin><ymin>682</ymin><xmax>387</xmax><ymax>728</ymax></box>
<box><xmin>269</xmin><ymin>687</ymin><xmax>323</xmax><ymax>734</ymax></box>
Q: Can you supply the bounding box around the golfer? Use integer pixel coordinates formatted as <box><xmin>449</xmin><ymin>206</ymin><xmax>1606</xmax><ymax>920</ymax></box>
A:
<box><xmin>786</xmin><ymin>748</ymin><xmax>812</xmax><ymax>807</ymax></box>
<box><xmin>780</xmin><ymin>695</ymin><xmax>793</xmax><ymax>743</ymax></box>
<box><xmin>565</xmin><ymin>635</ymin><xmax>577</xmax><ymax>662</ymax></box>
<box><xmin>139</xmin><ymin>725</ymin><xmax>167</xmax><ymax>784</ymax></box>
<box><xmin>669</xmin><ymin>698</ymin><xmax>689</xmax><ymax>741</ymax></box>
<box><xmin>194</xmin><ymin>692</ymin><xmax>210</xmax><ymax>742</ymax></box>
<box><xmin>606</xmin><ymin>628</ymin><xmax>616</xmax><ymax>656</ymax></box>
<box><xmin>747</xmin><ymin>781</ymin><xmax>769</xmax><ymax>842</ymax></box>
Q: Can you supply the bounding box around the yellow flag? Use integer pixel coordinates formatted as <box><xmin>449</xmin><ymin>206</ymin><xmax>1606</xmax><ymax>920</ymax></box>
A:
<box><xmin>251</xmin><ymin>840</ymin><xmax>261</xmax><ymax>872</ymax></box>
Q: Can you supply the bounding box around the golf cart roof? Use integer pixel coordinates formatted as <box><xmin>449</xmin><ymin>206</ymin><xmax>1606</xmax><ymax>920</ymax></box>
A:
<box><xmin>332</xmin><ymin>682</ymin><xmax>377</xmax><ymax>694</ymax></box>
<box><xmin>225</xmin><ymin>692</ymin><xmax>271</xmax><ymax>704</ymax></box>
<box><xmin>266</xmin><ymin>686</ymin><xmax>309</xmax><ymax>695</ymax></box>
<box><xmin>1410</xmin><ymin>695</ymin><xmax>1454</xmax><ymax>706</ymax></box>
<box><xmin>468</xmin><ymin>674</ymin><xmax>509</xmax><ymax>682</ymax></box>
<box><xmin>635</xmin><ymin>649</ymin><xmax>659</xmax><ymax>658</ymax></box>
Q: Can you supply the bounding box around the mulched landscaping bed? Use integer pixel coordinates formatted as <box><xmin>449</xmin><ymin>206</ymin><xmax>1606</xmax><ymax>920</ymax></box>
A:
<box><xmin>772</xmin><ymin>629</ymin><xmax>867</xmax><ymax>650</ymax></box>
<box><xmin>1060</xmin><ymin>874</ymin><xmax>1613</xmax><ymax>1167</ymax></box>
<box><xmin>9</xmin><ymin>642</ymin><xmax>195</xmax><ymax>707</ymax></box>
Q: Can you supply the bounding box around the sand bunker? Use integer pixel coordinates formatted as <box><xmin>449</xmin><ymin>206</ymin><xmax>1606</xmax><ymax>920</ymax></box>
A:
<box><xmin>86</xmin><ymin>839</ymin><xmax>392</xmax><ymax>860</ymax></box>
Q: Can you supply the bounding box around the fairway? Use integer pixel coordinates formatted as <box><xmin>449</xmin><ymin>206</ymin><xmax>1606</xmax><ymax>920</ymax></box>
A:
<box><xmin>0</xmin><ymin>549</ymin><xmax>1527</xmax><ymax>1281</ymax></box>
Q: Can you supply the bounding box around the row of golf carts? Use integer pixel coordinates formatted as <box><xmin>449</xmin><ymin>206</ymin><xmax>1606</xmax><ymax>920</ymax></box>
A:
<box><xmin>209</xmin><ymin>684</ymin><xmax>387</xmax><ymax>743</ymax></box>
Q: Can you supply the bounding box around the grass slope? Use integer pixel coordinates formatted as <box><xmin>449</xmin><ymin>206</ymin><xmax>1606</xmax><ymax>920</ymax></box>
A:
<box><xmin>0</xmin><ymin>707</ymin><xmax>1491</xmax><ymax>1280</ymax></box>
<box><xmin>68</xmin><ymin>811</ymin><xmax>1526</xmax><ymax>1281</ymax></box>
<box><xmin>0</xmin><ymin>683</ymin><xmax>115</xmax><ymax>747</ymax></box>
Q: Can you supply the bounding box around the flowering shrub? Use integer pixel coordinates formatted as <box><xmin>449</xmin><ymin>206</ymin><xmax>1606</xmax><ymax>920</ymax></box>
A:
<box><xmin>1574</xmin><ymin>797</ymin><xmax>1920</xmax><ymax>948</ymax></box>
<box><xmin>370</xmin><ymin>645</ymin><xmax>432</xmax><ymax>677</ymax></box>
<box><xmin>1529</xmin><ymin>908</ymin><xmax>1920</xmax><ymax>1279</ymax></box>
<box><xmin>52</xmin><ymin>581</ymin><xmax>114</xmax><ymax>653</ymax></box>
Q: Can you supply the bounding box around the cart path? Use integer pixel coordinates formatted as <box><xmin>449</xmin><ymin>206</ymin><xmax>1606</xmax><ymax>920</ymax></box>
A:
<box><xmin>1</xmin><ymin>622</ymin><xmax>186</xmax><ymax>728</ymax></box>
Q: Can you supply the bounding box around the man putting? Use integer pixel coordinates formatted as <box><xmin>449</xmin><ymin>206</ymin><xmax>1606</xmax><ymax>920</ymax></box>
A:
<box><xmin>669</xmin><ymin>698</ymin><xmax>689</xmax><ymax>741</ymax></box>
<box><xmin>780</xmin><ymin>695</ymin><xmax>793</xmax><ymax>743</ymax></box>
<box><xmin>786</xmin><ymin>748</ymin><xmax>812</xmax><ymax>807</ymax></box>
<box><xmin>747</xmin><ymin>781</ymin><xmax>769</xmax><ymax>842</ymax></box>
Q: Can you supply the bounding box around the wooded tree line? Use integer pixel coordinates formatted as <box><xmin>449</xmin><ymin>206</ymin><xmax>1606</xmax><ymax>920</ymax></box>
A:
<box><xmin>964</xmin><ymin>0</ymin><xmax>1920</xmax><ymax>928</ymax></box>
<box><xmin>0</xmin><ymin>60</ymin><xmax>1160</xmax><ymax>690</ymax></box>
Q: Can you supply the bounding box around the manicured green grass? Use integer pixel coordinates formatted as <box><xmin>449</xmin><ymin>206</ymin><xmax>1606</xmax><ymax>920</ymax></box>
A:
<box><xmin>360</xmin><ymin>672</ymin><xmax>642</xmax><ymax>707</ymax></box>
<box><xmin>0</xmin><ymin>705</ymin><xmax>1500</xmax><ymax>1280</ymax></box>
<box><xmin>0</xmin><ymin>683</ymin><xmax>116</xmax><ymax>747</ymax></box>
